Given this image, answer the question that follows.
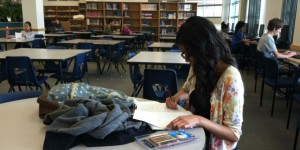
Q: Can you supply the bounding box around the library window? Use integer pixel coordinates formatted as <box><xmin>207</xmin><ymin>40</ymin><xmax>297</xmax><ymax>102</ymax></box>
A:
<box><xmin>187</xmin><ymin>0</ymin><xmax>222</xmax><ymax>17</ymax></box>
<box><xmin>229</xmin><ymin>0</ymin><xmax>240</xmax><ymax>26</ymax></box>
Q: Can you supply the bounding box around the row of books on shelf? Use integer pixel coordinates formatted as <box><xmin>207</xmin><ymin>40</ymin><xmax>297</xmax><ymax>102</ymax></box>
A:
<box><xmin>179</xmin><ymin>4</ymin><xmax>192</xmax><ymax>11</ymax></box>
<box><xmin>86</xmin><ymin>11</ymin><xmax>103</xmax><ymax>17</ymax></box>
<box><xmin>141</xmin><ymin>4</ymin><xmax>158</xmax><ymax>11</ymax></box>
<box><xmin>87</xmin><ymin>19</ymin><xmax>103</xmax><ymax>25</ymax></box>
<box><xmin>106</xmin><ymin>11</ymin><xmax>122</xmax><ymax>17</ymax></box>
<box><xmin>161</xmin><ymin>29</ymin><xmax>176</xmax><ymax>35</ymax></box>
<box><xmin>123</xmin><ymin>4</ymin><xmax>129</xmax><ymax>10</ymax></box>
<box><xmin>160</xmin><ymin>12</ymin><xmax>176</xmax><ymax>19</ymax></box>
<box><xmin>179</xmin><ymin>12</ymin><xmax>196</xmax><ymax>19</ymax></box>
<box><xmin>86</xmin><ymin>3</ymin><xmax>100</xmax><ymax>10</ymax></box>
<box><xmin>106</xmin><ymin>3</ymin><xmax>119</xmax><ymax>10</ymax></box>
<box><xmin>160</xmin><ymin>20</ymin><xmax>175</xmax><ymax>27</ymax></box>
<box><xmin>142</xmin><ymin>20</ymin><xmax>151</xmax><ymax>26</ymax></box>
<box><xmin>141</xmin><ymin>13</ymin><xmax>153</xmax><ymax>19</ymax></box>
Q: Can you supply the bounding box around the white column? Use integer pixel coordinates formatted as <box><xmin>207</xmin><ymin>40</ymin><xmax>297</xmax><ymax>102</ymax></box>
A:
<box><xmin>22</xmin><ymin>0</ymin><xmax>45</xmax><ymax>34</ymax></box>
<box><xmin>292</xmin><ymin>0</ymin><xmax>300</xmax><ymax>47</ymax></box>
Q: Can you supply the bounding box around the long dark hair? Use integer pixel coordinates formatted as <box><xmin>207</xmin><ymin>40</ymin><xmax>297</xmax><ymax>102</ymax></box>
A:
<box><xmin>234</xmin><ymin>21</ymin><xmax>245</xmax><ymax>34</ymax></box>
<box><xmin>176</xmin><ymin>16</ymin><xmax>237</xmax><ymax>105</ymax></box>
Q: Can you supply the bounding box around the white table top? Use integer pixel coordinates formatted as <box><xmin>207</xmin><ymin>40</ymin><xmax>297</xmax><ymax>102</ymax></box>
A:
<box><xmin>0</xmin><ymin>38</ymin><xmax>35</xmax><ymax>43</ymax></box>
<box><xmin>58</xmin><ymin>39</ymin><xmax>122</xmax><ymax>46</ymax></box>
<box><xmin>0</xmin><ymin>48</ymin><xmax>90</xmax><ymax>61</ymax></box>
<box><xmin>127</xmin><ymin>51</ymin><xmax>189</xmax><ymax>65</ymax></box>
<box><xmin>0</xmin><ymin>97</ymin><xmax>205</xmax><ymax>150</ymax></box>
<box><xmin>91</xmin><ymin>35</ymin><xmax>136</xmax><ymax>39</ymax></box>
<box><xmin>160</xmin><ymin>36</ymin><xmax>176</xmax><ymax>40</ymax></box>
<box><xmin>148</xmin><ymin>42</ymin><xmax>174</xmax><ymax>49</ymax></box>
<box><xmin>44</xmin><ymin>34</ymin><xmax>74</xmax><ymax>37</ymax></box>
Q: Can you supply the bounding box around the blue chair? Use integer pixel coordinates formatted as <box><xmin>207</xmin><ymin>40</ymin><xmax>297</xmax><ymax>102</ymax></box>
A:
<box><xmin>286</xmin><ymin>66</ymin><xmax>300</xmax><ymax>129</ymax></box>
<box><xmin>260</xmin><ymin>57</ymin><xmax>294</xmax><ymax>117</ymax></box>
<box><xmin>32</xmin><ymin>34</ymin><xmax>46</xmax><ymax>48</ymax></box>
<box><xmin>50</xmin><ymin>53</ymin><xmax>87</xmax><ymax>85</ymax></box>
<box><xmin>128</xmin><ymin>52</ymin><xmax>143</xmax><ymax>97</ymax></box>
<box><xmin>102</xmin><ymin>41</ymin><xmax>126</xmax><ymax>75</ymax></box>
<box><xmin>77</xmin><ymin>42</ymin><xmax>95</xmax><ymax>62</ymax></box>
<box><xmin>0</xmin><ymin>91</ymin><xmax>43</xmax><ymax>104</ymax></box>
<box><xmin>37</xmin><ymin>45</ymin><xmax>69</xmax><ymax>76</ymax></box>
<box><xmin>143</xmin><ymin>69</ymin><xmax>178</xmax><ymax>102</ymax></box>
<box><xmin>6</xmin><ymin>56</ymin><xmax>50</xmax><ymax>92</ymax></box>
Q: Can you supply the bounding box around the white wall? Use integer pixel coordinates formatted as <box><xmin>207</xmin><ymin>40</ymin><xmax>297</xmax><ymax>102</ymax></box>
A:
<box><xmin>292</xmin><ymin>0</ymin><xmax>300</xmax><ymax>46</ymax></box>
<box><xmin>264</xmin><ymin>0</ymin><xmax>282</xmax><ymax>26</ymax></box>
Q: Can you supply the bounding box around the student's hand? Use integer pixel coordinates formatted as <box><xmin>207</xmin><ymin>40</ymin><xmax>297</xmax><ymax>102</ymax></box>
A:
<box><xmin>166</xmin><ymin>96</ymin><xmax>179</xmax><ymax>110</ymax></box>
<box><xmin>166</xmin><ymin>115</ymin><xmax>201</xmax><ymax>129</ymax></box>
<box><xmin>289</xmin><ymin>52</ymin><xmax>297</xmax><ymax>56</ymax></box>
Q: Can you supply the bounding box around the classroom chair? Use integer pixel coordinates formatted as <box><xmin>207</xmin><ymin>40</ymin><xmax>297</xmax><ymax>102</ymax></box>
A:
<box><xmin>0</xmin><ymin>91</ymin><xmax>43</xmax><ymax>104</ymax></box>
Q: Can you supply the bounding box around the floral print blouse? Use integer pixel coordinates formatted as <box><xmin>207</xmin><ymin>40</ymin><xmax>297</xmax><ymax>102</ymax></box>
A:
<box><xmin>183</xmin><ymin>66</ymin><xmax>244</xmax><ymax>149</ymax></box>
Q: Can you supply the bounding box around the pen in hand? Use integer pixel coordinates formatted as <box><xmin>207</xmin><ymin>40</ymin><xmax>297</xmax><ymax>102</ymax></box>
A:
<box><xmin>165</xmin><ymin>90</ymin><xmax>174</xmax><ymax>102</ymax></box>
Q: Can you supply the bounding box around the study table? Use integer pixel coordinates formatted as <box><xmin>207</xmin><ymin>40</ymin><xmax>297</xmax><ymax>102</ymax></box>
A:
<box><xmin>0</xmin><ymin>38</ymin><xmax>36</xmax><ymax>50</ymax></box>
<box><xmin>91</xmin><ymin>35</ymin><xmax>137</xmax><ymax>40</ymax></box>
<box><xmin>0</xmin><ymin>48</ymin><xmax>90</xmax><ymax>83</ymax></box>
<box><xmin>0</xmin><ymin>97</ymin><xmax>205</xmax><ymax>150</ymax></box>
<box><xmin>160</xmin><ymin>36</ymin><xmax>176</xmax><ymax>42</ymax></box>
<box><xmin>58</xmin><ymin>39</ymin><xmax>123</xmax><ymax>76</ymax></box>
<box><xmin>148</xmin><ymin>42</ymin><xmax>174</xmax><ymax>51</ymax></box>
<box><xmin>127</xmin><ymin>51</ymin><xmax>189</xmax><ymax>94</ymax></box>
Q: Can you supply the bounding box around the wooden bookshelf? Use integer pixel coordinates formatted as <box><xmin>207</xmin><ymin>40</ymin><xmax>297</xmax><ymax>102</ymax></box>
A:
<box><xmin>44</xmin><ymin>6</ymin><xmax>80</xmax><ymax>21</ymax></box>
<box><xmin>44</xmin><ymin>2</ymin><xmax>197</xmax><ymax>41</ymax></box>
<box><xmin>123</xmin><ymin>3</ymin><xmax>141</xmax><ymax>32</ymax></box>
<box><xmin>86</xmin><ymin>2</ymin><xmax>104</xmax><ymax>31</ymax></box>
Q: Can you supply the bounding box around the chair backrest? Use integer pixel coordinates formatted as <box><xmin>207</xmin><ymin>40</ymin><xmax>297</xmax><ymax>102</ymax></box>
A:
<box><xmin>0</xmin><ymin>91</ymin><xmax>43</xmax><ymax>104</ymax></box>
<box><xmin>128</xmin><ymin>52</ymin><xmax>143</xmax><ymax>84</ymax></box>
<box><xmin>110</xmin><ymin>41</ymin><xmax>125</xmax><ymax>60</ymax></box>
<box><xmin>143</xmin><ymin>69</ymin><xmax>178</xmax><ymax>102</ymax></box>
<box><xmin>77</xmin><ymin>42</ymin><xmax>95</xmax><ymax>61</ymax></box>
<box><xmin>255</xmin><ymin>50</ymin><xmax>265</xmax><ymax>70</ymax></box>
<box><xmin>6</xmin><ymin>56</ymin><xmax>39</xmax><ymax>86</ymax></box>
<box><xmin>259</xmin><ymin>24</ymin><xmax>265</xmax><ymax>37</ymax></box>
<box><xmin>293</xmin><ymin>66</ymin><xmax>300</xmax><ymax>93</ymax></box>
<box><xmin>33</xmin><ymin>34</ymin><xmax>45</xmax><ymax>48</ymax></box>
<box><xmin>70</xmin><ymin>53</ymin><xmax>87</xmax><ymax>80</ymax></box>
<box><xmin>263</xmin><ymin>56</ymin><xmax>279</xmax><ymax>80</ymax></box>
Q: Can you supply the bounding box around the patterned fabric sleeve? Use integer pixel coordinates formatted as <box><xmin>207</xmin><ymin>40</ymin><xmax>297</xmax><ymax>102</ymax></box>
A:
<box><xmin>210</xmin><ymin>66</ymin><xmax>244</xmax><ymax>149</ymax></box>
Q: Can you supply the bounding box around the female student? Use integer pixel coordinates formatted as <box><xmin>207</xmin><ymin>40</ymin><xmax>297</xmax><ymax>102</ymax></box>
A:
<box><xmin>15</xmin><ymin>21</ymin><xmax>34</xmax><ymax>48</ymax></box>
<box><xmin>231</xmin><ymin>21</ymin><xmax>256</xmax><ymax>53</ymax></box>
<box><xmin>21</xmin><ymin>21</ymin><xmax>35</xmax><ymax>39</ymax></box>
<box><xmin>221</xmin><ymin>22</ymin><xmax>230</xmax><ymax>40</ymax></box>
<box><xmin>166</xmin><ymin>16</ymin><xmax>244</xmax><ymax>149</ymax></box>
<box><xmin>121</xmin><ymin>24</ymin><xmax>132</xmax><ymax>35</ymax></box>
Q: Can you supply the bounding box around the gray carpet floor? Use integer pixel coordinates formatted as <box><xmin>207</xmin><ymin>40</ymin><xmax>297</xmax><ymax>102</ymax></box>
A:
<box><xmin>0</xmin><ymin>47</ymin><xmax>299</xmax><ymax>150</ymax></box>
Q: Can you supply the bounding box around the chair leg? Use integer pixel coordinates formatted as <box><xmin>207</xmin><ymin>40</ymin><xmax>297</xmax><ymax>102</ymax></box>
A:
<box><xmin>260</xmin><ymin>81</ymin><xmax>265</xmax><ymax>107</ymax></box>
<box><xmin>294</xmin><ymin>128</ymin><xmax>299</xmax><ymax>150</ymax></box>
<box><xmin>287</xmin><ymin>97</ymin><xmax>294</xmax><ymax>129</ymax></box>
<box><xmin>271</xmin><ymin>88</ymin><xmax>277</xmax><ymax>117</ymax></box>
<box><xmin>254</xmin><ymin>72</ymin><xmax>258</xmax><ymax>93</ymax></box>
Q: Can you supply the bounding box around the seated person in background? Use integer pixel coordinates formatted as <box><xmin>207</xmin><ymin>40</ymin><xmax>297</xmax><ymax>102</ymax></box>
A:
<box><xmin>257</xmin><ymin>18</ymin><xmax>296</xmax><ymax>59</ymax></box>
<box><xmin>52</xmin><ymin>19</ymin><xmax>64</xmax><ymax>33</ymax></box>
<box><xmin>221</xmin><ymin>22</ymin><xmax>230</xmax><ymax>40</ymax></box>
<box><xmin>231</xmin><ymin>21</ymin><xmax>257</xmax><ymax>53</ymax></box>
<box><xmin>104</xmin><ymin>19</ymin><xmax>114</xmax><ymax>35</ymax></box>
<box><xmin>121</xmin><ymin>25</ymin><xmax>132</xmax><ymax>35</ymax></box>
<box><xmin>21</xmin><ymin>21</ymin><xmax>35</xmax><ymax>39</ymax></box>
<box><xmin>14</xmin><ymin>21</ymin><xmax>35</xmax><ymax>48</ymax></box>
<box><xmin>166</xmin><ymin>16</ymin><xmax>244</xmax><ymax>150</ymax></box>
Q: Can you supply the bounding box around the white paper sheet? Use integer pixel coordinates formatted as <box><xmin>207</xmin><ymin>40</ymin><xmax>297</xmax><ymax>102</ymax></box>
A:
<box><xmin>133</xmin><ymin>98</ymin><xmax>192</xmax><ymax>130</ymax></box>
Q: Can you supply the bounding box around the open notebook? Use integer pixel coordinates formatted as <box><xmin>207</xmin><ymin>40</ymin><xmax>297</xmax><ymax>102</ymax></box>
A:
<box><xmin>15</xmin><ymin>32</ymin><xmax>23</xmax><ymax>39</ymax></box>
<box><xmin>133</xmin><ymin>98</ymin><xmax>192</xmax><ymax>130</ymax></box>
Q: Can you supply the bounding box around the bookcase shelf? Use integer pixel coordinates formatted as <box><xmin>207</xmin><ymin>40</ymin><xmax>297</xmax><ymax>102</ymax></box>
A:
<box><xmin>44</xmin><ymin>2</ymin><xmax>196</xmax><ymax>41</ymax></box>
